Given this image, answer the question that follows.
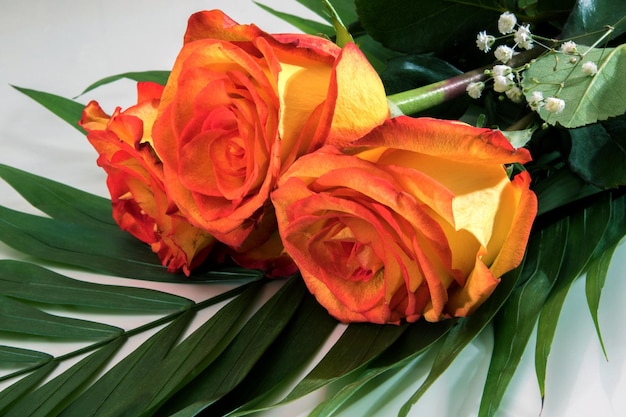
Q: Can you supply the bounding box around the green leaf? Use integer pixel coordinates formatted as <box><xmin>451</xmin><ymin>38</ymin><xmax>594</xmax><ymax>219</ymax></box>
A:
<box><xmin>0</xmin><ymin>204</ymin><xmax>178</xmax><ymax>281</ymax></box>
<box><xmin>535</xmin><ymin>193</ymin><xmax>611</xmax><ymax>399</ymax></box>
<box><xmin>220</xmin><ymin>292</ymin><xmax>338</xmax><ymax>416</ymax></box>
<box><xmin>295</xmin><ymin>0</ymin><xmax>357</xmax><ymax>23</ymax></box>
<box><xmin>568</xmin><ymin>120</ymin><xmax>626</xmax><ymax>188</ymax></box>
<box><xmin>563</xmin><ymin>0</ymin><xmax>626</xmax><ymax>43</ymax></box>
<box><xmin>156</xmin><ymin>278</ymin><xmax>307</xmax><ymax>415</ymax></box>
<box><xmin>78</xmin><ymin>71</ymin><xmax>171</xmax><ymax>96</ymax></box>
<box><xmin>137</xmin><ymin>283</ymin><xmax>262</xmax><ymax>416</ymax></box>
<box><xmin>3</xmin><ymin>339</ymin><xmax>123</xmax><ymax>417</ymax></box>
<box><xmin>12</xmin><ymin>86</ymin><xmax>85</xmax><ymax>134</ymax></box>
<box><xmin>522</xmin><ymin>44</ymin><xmax>626</xmax><ymax>128</ymax></box>
<box><xmin>400</xmin><ymin>258</ymin><xmax>525</xmax><ymax>417</ymax></box>
<box><xmin>0</xmin><ymin>164</ymin><xmax>114</xmax><ymax>226</ymax></box>
<box><xmin>585</xmin><ymin>243</ymin><xmax>617</xmax><ymax>360</ymax></box>
<box><xmin>0</xmin><ymin>296</ymin><xmax>122</xmax><ymax>339</ymax></box>
<box><xmin>381</xmin><ymin>54</ymin><xmax>462</xmax><ymax>95</ymax></box>
<box><xmin>0</xmin><ymin>346</ymin><xmax>52</xmax><ymax>366</ymax></box>
<box><xmin>58</xmin><ymin>312</ymin><xmax>193</xmax><ymax>417</ymax></box>
<box><xmin>310</xmin><ymin>319</ymin><xmax>454</xmax><ymax>417</ymax></box>
<box><xmin>0</xmin><ymin>260</ymin><xmax>192</xmax><ymax>312</ymax></box>
<box><xmin>281</xmin><ymin>322</ymin><xmax>408</xmax><ymax>406</ymax></box>
<box><xmin>254</xmin><ymin>3</ymin><xmax>333</xmax><ymax>36</ymax></box>
<box><xmin>477</xmin><ymin>217</ymin><xmax>569</xmax><ymax>417</ymax></box>
<box><xmin>355</xmin><ymin>0</ymin><xmax>499</xmax><ymax>55</ymax></box>
<box><xmin>0</xmin><ymin>362</ymin><xmax>58</xmax><ymax>415</ymax></box>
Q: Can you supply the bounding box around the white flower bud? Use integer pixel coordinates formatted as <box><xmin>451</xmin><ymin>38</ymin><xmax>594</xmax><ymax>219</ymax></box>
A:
<box><xmin>545</xmin><ymin>97</ymin><xmax>565</xmax><ymax>114</ymax></box>
<box><xmin>493</xmin><ymin>75</ymin><xmax>513</xmax><ymax>93</ymax></box>
<box><xmin>528</xmin><ymin>91</ymin><xmax>544</xmax><ymax>111</ymax></box>
<box><xmin>514</xmin><ymin>24</ymin><xmax>533</xmax><ymax>50</ymax></box>
<box><xmin>494</xmin><ymin>45</ymin><xmax>514</xmax><ymax>63</ymax></box>
<box><xmin>492</xmin><ymin>65</ymin><xmax>513</xmax><ymax>77</ymax></box>
<box><xmin>560</xmin><ymin>41</ymin><xmax>577</xmax><ymax>54</ymax></box>
<box><xmin>505</xmin><ymin>86</ymin><xmax>523</xmax><ymax>103</ymax></box>
<box><xmin>466</xmin><ymin>81</ymin><xmax>485</xmax><ymax>99</ymax></box>
<box><xmin>498</xmin><ymin>12</ymin><xmax>517</xmax><ymax>34</ymax></box>
<box><xmin>582</xmin><ymin>61</ymin><xmax>598</xmax><ymax>76</ymax></box>
<box><xmin>476</xmin><ymin>31</ymin><xmax>495</xmax><ymax>52</ymax></box>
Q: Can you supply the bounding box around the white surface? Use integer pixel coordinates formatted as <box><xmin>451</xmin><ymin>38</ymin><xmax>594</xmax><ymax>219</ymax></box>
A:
<box><xmin>1</xmin><ymin>1</ymin><xmax>625</xmax><ymax>416</ymax></box>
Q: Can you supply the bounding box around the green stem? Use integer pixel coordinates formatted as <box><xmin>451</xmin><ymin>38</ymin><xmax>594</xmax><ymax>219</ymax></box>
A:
<box><xmin>387</xmin><ymin>69</ymin><xmax>486</xmax><ymax>116</ymax></box>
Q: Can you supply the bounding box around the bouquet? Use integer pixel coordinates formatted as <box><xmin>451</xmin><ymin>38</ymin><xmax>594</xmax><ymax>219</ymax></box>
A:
<box><xmin>1</xmin><ymin>0</ymin><xmax>625</xmax><ymax>416</ymax></box>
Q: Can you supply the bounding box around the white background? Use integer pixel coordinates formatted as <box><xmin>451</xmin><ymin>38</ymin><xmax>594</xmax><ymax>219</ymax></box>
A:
<box><xmin>1</xmin><ymin>1</ymin><xmax>625</xmax><ymax>416</ymax></box>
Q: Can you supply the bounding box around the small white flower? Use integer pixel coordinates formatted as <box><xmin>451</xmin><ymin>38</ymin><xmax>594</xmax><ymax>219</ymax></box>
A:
<box><xmin>493</xmin><ymin>75</ymin><xmax>513</xmax><ymax>93</ymax></box>
<box><xmin>545</xmin><ymin>97</ymin><xmax>565</xmax><ymax>114</ymax></box>
<box><xmin>514</xmin><ymin>24</ymin><xmax>533</xmax><ymax>50</ymax></box>
<box><xmin>498</xmin><ymin>12</ymin><xmax>517</xmax><ymax>34</ymax></box>
<box><xmin>494</xmin><ymin>45</ymin><xmax>514</xmax><ymax>63</ymax></box>
<box><xmin>505</xmin><ymin>86</ymin><xmax>524</xmax><ymax>103</ymax></box>
<box><xmin>492</xmin><ymin>64</ymin><xmax>513</xmax><ymax>77</ymax></box>
<box><xmin>582</xmin><ymin>61</ymin><xmax>598</xmax><ymax>76</ymax></box>
<box><xmin>528</xmin><ymin>91</ymin><xmax>544</xmax><ymax>111</ymax></box>
<box><xmin>560</xmin><ymin>41</ymin><xmax>577</xmax><ymax>54</ymax></box>
<box><xmin>466</xmin><ymin>81</ymin><xmax>485</xmax><ymax>99</ymax></box>
<box><xmin>476</xmin><ymin>31</ymin><xmax>496</xmax><ymax>52</ymax></box>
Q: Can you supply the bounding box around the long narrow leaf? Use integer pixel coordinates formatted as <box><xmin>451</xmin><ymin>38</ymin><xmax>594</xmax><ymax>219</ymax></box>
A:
<box><xmin>12</xmin><ymin>86</ymin><xmax>85</xmax><ymax>133</ymax></box>
<box><xmin>0</xmin><ymin>346</ymin><xmax>52</xmax><ymax>366</ymax></box>
<box><xmin>125</xmin><ymin>282</ymin><xmax>262</xmax><ymax>416</ymax></box>
<box><xmin>477</xmin><ymin>217</ymin><xmax>569</xmax><ymax>417</ymax></box>
<box><xmin>0</xmin><ymin>164</ymin><xmax>114</xmax><ymax>226</ymax></box>
<box><xmin>280</xmin><ymin>322</ymin><xmax>408</xmax><ymax>407</ymax></box>
<box><xmin>220</xmin><ymin>293</ymin><xmax>338</xmax><ymax>416</ymax></box>
<box><xmin>310</xmin><ymin>319</ymin><xmax>455</xmax><ymax>417</ymax></box>
<box><xmin>156</xmin><ymin>278</ymin><xmax>306</xmax><ymax>415</ymax></box>
<box><xmin>78</xmin><ymin>71</ymin><xmax>170</xmax><ymax>96</ymax></box>
<box><xmin>535</xmin><ymin>194</ymin><xmax>611</xmax><ymax>399</ymax></box>
<box><xmin>399</xmin><ymin>256</ymin><xmax>526</xmax><ymax>417</ymax></box>
<box><xmin>0</xmin><ymin>260</ymin><xmax>192</xmax><ymax>312</ymax></box>
<box><xmin>0</xmin><ymin>296</ymin><xmax>122</xmax><ymax>339</ymax></box>
<box><xmin>254</xmin><ymin>3</ymin><xmax>333</xmax><ymax>35</ymax></box>
<box><xmin>3</xmin><ymin>338</ymin><xmax>124</xmax><ymax>417</ymax></box>
<box><xmin>0</xmin><ymin>362</ymin><xmax>58</xmax><ymax>414</ymax></box>
<box><xmin>58</xmin><ymin>313</ymin><xmax>193</xmax><ymax>417</ymax></box>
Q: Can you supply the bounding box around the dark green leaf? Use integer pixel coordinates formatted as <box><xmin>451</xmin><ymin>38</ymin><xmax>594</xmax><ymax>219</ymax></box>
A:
<box><xmin>0</xmin><ymin>362</ymin><xmax>58</xmax><ymax>414</ymax></box>
<box><xmin>58</xmin><ymin>312</ymin><xmax>193</xmax><ymax>417</ymax></box>
<box><xmin>281</xmin><ymin>322</ymin><xmax>408</xmax><ymax>406</ymax></box>
<box><xmin>381</xmin><ymin>54</ymin><xmax>462</xmax><ymax>95</ymax></box>
<box><xmin>0</xmin><ymin>204</ymin><xmax>178</xmax><ymax>281</ymax></box>
<box><xmin>157</xmin><ymin>278</ymin><xmax>306</xmax><ymax>415</ymax></box>
<box><xmin>215</xmin><ymin>292</ymin><xmax>337</xmax><ymax>416</ymax></box>
<box><xmin>0</xmin><ymin>296</ymin><xmax>122</xmax><ymax>339</ymax></box>
<box><xmin>562</xmin><ymin>0</ymin><xmax>626</xmax><ymax>43</ymax></box>
<box><xmin>568</xmin><ymin>120</ymin><xmax>626</xmax><ymax>188</ymax></box>
<box><xmin>585</xmin><ymin>243</ymin><xmax>616</xmax><ymax>360</ymax></box>
<box><xmin>355</xmin><ymin>0</ymin><xmax>499</xmax><ymax>56</ymax></box>
<box><xmin>3</xmin><ymin>339</ymin><xmax>123</xmax><ymax>417</ymax></box>
<box><xmin>0</xmin><ymin>260</ymin><xmax>192</xmax><ymax>312</ymax></box>
<box><xmin>310</xmin><ymin>319</ymin><xmax>454</xmax><ymax>417</ymax></box>
<box><xmin>135</xmin><ymin>283</ymin><xmax>262</xmax><ymax>416</ymax></box>
<box><xmin>0</xmin><ymin>346</ymin><xmax>52</xmax><ymax>366</ymax></box>
<box><xmin>295</xmin><ymin>0</ymin><xmax>357</xmax><ymax>23</ymax></box>
<box><xmin>477</xmin><ymin>217</ymin><xmax>569</xmax><ymax>417</ymax></box>
<box><xmin>12</xmin><ymin>86</ymin><xmax>85</xmax><ymax>134</ymax></box>
<box><xmin>78</xmin><ymin>71</ymin><xmax>170</xmax><ymax>96</ymax></box>
<box><xmin>254</xmin><ymin>3</ymin><xmax>334</xmax><ymax>36</ymax></box>
<box><xmin>535</xmin><ymin>193</ymin><xmax>611</xmax><ymax>398</ymax></box>
<box><xmin>400</xmin><ymin>258</ymin><xmax>525</xmax><ymax>417</ymax></box>
<box><xmin>0</xmin><ymin>164</ymin><xmax>114</xmax><ymax>226</ymax></box>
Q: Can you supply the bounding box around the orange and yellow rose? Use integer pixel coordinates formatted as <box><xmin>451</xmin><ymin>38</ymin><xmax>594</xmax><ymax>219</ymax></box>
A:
<box><xmin>80</xmin><ymin>82</ymin><xmax>215</xmax><ymax>275</ymax></box>
<box><xmin>151</xmin><ymin>10</ymin><xmax>389</xmax><ymax>252</ymax></box>
<box><xmin>272</xmin><ymin>116</ymin><xmax>537</xmax><ymax>324</ymax></box>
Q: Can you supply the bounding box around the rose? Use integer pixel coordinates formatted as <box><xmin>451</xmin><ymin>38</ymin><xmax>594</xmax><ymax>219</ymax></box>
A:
<box><xmin>151</xmin><ymin>10</ymin><xmax>389</xmax><ymax>252</ymax></box>
<box><xmin>80</xmin><ymin>82</ymin><xmax>215</xmax><ymax>275</ymax></box>
<box><xmin>272</xmin><ymin>116</ymin><xmax>537</xmax><ymax>324</ymax></box>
